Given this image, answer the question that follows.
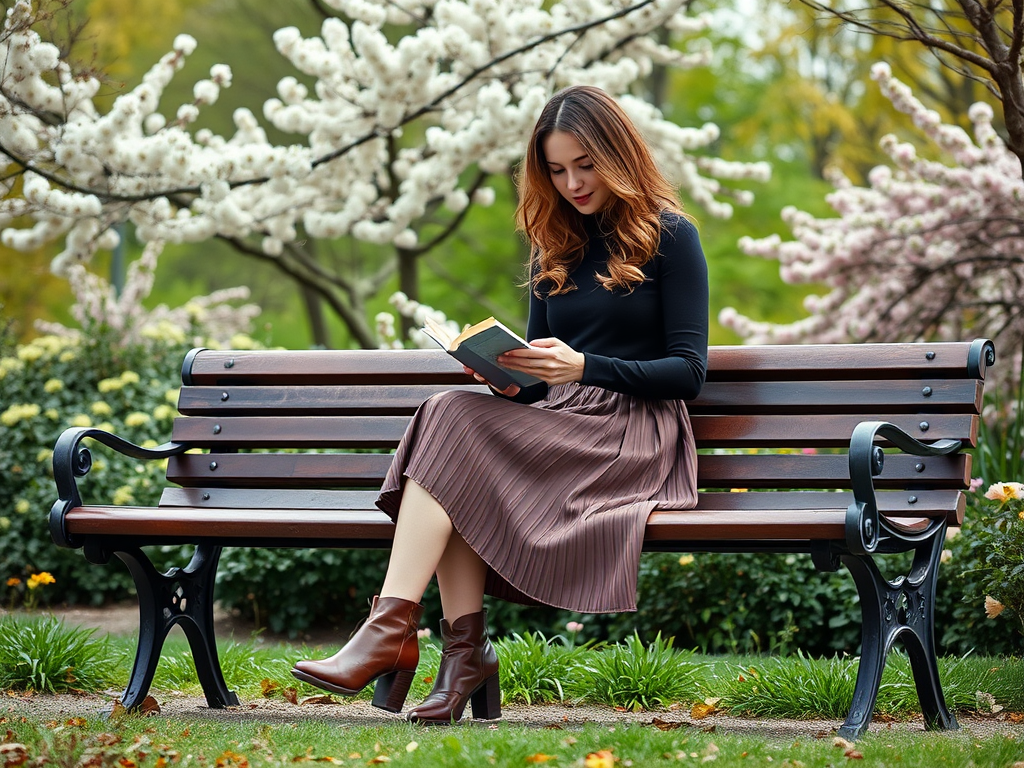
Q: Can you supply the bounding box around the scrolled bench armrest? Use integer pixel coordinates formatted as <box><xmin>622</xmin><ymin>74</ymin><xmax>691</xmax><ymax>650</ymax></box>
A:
<box><xmin>49</xmin><ymin>427</ymin><xmax>189</xmax><ymax>549</ymax></box>
<box><xmin>845</xmin><ymin>421</ymin><xmax>962</xmax><ymax>556</ymax></box>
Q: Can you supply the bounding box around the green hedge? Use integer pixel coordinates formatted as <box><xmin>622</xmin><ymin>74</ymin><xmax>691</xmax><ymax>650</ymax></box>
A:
<box><xmin>1</xmin><ymin>328</ymin><xmax>1016</xmax><ymax>655</ymax></box>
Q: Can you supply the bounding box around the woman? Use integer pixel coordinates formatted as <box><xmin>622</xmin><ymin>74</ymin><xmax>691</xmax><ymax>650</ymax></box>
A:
<box><xmin>291</xmin><ymin>84</ymin><xmax>708</xmax><ymax>724</ymax></box>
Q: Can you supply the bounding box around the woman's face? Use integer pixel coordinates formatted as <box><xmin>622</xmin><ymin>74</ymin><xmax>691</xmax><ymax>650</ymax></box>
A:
<box><xmin>542</xmin><ymin>130</ymin><xmax>613</xmax><ymax>215</ymax></box>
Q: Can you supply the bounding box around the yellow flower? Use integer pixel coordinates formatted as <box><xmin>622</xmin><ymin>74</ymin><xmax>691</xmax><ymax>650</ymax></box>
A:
<box><xmin>112</xmin><ymin>485</ymin><xmax>134</xmax><ymax>506</ymax></box>
<box><xmin>44</xmin><ymin>378</ymin><xmax>64</xmax><ymax>393</ymax></box>
<box><xmin>730</xmin><ymin>488</ymin><xmax>749</xmax><ymax>493</ymax></box>
<box><xmin>36</xmin><ymin>449</ymin><xmax>52</xmax><ymax>463</ymax></box>
<box><xmin>153</xmin><ymin>404</ymin><xmax>175</xmax><ymax>421</ymax></box>
<box><xmin>7</xmin><ymin>577</ymin><xmax>20</xmax><ymax>587</ymax></box>
<box><xmin>14</xmin><ymin>500</ymin><xmax>30</xmax><ymax>515</ymax></box>
<box><xmin>59</xmin><ymin>350</ymin><xmax>76</xmax><ymax>363</ymax></box>
<box><xmin>16</xmin><ymin>345</ymin><xmax>43</xmax><ymax>363</ymax></box>
<box><xmin>96</xmin><ymin>421</ymin><xmax>115</xmax><ymax>433</ymax></box>
<box><xmin>27</xmin><ymin>572</ymin><xmax>56</xmax><ymax>589</ymax></box>
<box><xmin>44</xmin><ymin>408</ymin><xmax>59</xmax><ymax>420</ymax></box>
<box><xmin>141</xmin><ymin>439</ymin><xmax>159</xmax><ymax>449</ymax></box>
<box><xmin>165</xmin><ymin>388</ymin><xmax>181</xmax><ymax>404</ymax></box>
<box><xmin>120</xmin><ymin>370</ymin><xmax>140</xmax><ymax>385</ymax></box>
<box><xmin>1</xmin><ymin>403</ymin><xmax>42</xmax><ymax>426</ymax></box>
<box><xmin>984</xmin><ymin>482</ymin><xmax>1024</xmax><ymax>502</ymax></box>
<box><xmin>69</xmin><ymin>414</ymin><xmax>92</xmax><ymax>428</ymax></box>
<box><xmin>984</xmin><ymin>596</ymin><xmax>1005</xmax><ymax>619</ymax></box>
<box><xmin>90</xmin><ymin>401</ymin><xmax>113</xmax><ymax>417</ymax></box>
<box><xmin>0</xmin><ymin>357</ymin><xmax>24</xmax><ymax>377</ymax></box>
<box><xmin>97</xmin><ymin>377</ymin><xmax>125</xmax><ymax>393</ymax></box>
<box><xmin>125</xmin><ymin>412</ymin><xmax>151</xmax><ymax>428</ymax></box>
<box><xmin>678</xmin><ymin>554</ymin><xmax>695</xmax><ymax>567</ymax></box>
<box><xmin>0</xmin><ymin>517</ymin><xmax>10</xmax><ymax>531</ymax></box>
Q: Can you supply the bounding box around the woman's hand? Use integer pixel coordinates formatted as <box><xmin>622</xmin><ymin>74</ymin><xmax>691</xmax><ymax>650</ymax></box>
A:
<box><xmin>463</xmin><ymin>366</ymin><xmax>521</xmax><ymax>397</ymax></box>
<box><xmin>498</xmin><ymin>338</ymin><xmax>585</xmax><ymax>386</ymax></box>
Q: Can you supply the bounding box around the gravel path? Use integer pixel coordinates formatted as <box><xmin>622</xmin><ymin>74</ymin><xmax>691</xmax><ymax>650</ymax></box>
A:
<box><xmin>6</xmin><ymin>691</ymin><xmax>1023</xmax><ymax>742</ymax></box>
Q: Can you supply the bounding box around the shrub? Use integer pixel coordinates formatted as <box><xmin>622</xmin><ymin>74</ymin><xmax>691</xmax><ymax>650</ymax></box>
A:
<box><xmin>0</xmin><ymin>330</ymin><xmax>193</xmax><ymax>605</ymax></box>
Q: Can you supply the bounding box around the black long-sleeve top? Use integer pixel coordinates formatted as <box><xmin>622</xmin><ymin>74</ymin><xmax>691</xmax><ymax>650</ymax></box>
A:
<box><xmin>512</xmin><ymin>211</ymin><xmax>709</xmax><ymax>403</ymax></box>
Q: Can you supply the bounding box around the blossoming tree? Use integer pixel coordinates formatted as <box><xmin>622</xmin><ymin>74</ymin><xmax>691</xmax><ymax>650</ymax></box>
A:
<box><xmin>0</xmin><ymin>0</ymin><xmax>769</xmax><ymax>347</ymax></box>
<box><xmin>720</xmin><ymin>63</ymin><xmax>1024</xmax><ymax>395</ymax></box>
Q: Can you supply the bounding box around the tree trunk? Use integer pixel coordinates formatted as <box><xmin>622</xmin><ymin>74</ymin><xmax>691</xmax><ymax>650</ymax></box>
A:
<box><xmin>301</xmin><ymin>284</ymin><xmax>331</xmax><ymax>348</ymax></box>
<box><xmin>398</xmin><ymin>247</ymin><xmax>418</xmax><ymax>339</ymax></box>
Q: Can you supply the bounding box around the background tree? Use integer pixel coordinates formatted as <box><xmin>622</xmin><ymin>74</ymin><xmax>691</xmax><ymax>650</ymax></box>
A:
<box><xmin>0</xmin><ymin>0</ymin><xmax>770</xmax><ymax>348</ymax></box>
<box><xmin>799</xmin><ymin>0</ymin><xmax>1024</xmax><ymax>177</ymax></box>
<box><xmin>721</xmin><ymin>64</ymin><xmax>1023</xmax><ymax>395</ymax></box>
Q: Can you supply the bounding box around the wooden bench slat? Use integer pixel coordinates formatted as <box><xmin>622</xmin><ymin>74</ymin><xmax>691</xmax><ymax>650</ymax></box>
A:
<box><xmin>157</xmin><ymin>487</ymin><xmax>962</xmax><ymax>525</ymax></box>
<box><xmin>176</xmin><ymin>379</ymin><xmax>983</xmax><ymax>417</ymax></box>
<box><xmin>164</xmin><ymin>453</ymin><xmax>972</xmax><ymax>488</ymax></box>
<box><xmin>168</xmin><ymin>413</ymin><xmax>978</xmax><ymax>449</ymax></box>
<box><xmin>703</xmin><ymin>342</ymin><xmax>985</xmax><ymax>381</ymax></box>
<box><xmin>177</xmin><ymin>384</ymin><xmax>491</xmax><ymax>416</ymax></box>
<box><xmin>163</xmin><ymin>451</ymin><xmax>970</xmax><ymax>490</ymax></box>
<box><xmin>64</xmin><ymin>496</ymin><xmax>955</xmax><ymax>543</ymax></box>
<box><xmin>184</xmin><ymin>342</ymin><xmax>989</xmax><ymax>386</ymax></box>
<box><xmin>186</xmin><ymin>349</ymin><xmax>472</xmax><ymax>386</ymax></box>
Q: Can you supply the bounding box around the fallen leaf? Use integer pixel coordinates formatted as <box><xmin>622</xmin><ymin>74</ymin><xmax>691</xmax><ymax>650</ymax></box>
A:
<box><xmin>260</xmin><ymin>679</ymin><xmax>280</xmax><ymax>697</ymax></box>
<box><xmin>0</xmin><ymin>743</ymin><xmax>28</xmax><ymax>768</ymax></box>
<box><xmin>215</xmin><ymin>750</ymin><xmax>249</xmax><ymax>768</ymax></box>
<box><xmin>690</xmin><ymin>702</ymin><xmax>717</xmax><ymax>720</ymax></box>
<box><xmin>299</xmin><ymin>696</ymin><xmax>336</xmax><ymax>706</ymax></box>
<box><xmin>832</xmin><ymin>737</ymin><xmax>855</xmax><ymax>751</ymax></box>
<box><xmin>525</xmin><ymin>755</ymin><xmax>557</xmax><ymax>763</ymax></box>
<box><xmin>66</xmin><ymin>718</ymin><xmax>87</xmax><ymax>728</ymax></box>
<box><xmin>422</xmin><ymin>677</ymin><xmax>434</xmax><ymax>685</ymax></box>
<box><xmin>584</xmin><ymin>750</ymin><xmax>616</xmax><ymax>768</ymax></box>
<box><xmin>1005</xmin><ymin>712</ymin><xmax>1024</xmax><ymax>724</ymax></box>
<box><xmin>405</xmin><ymin>742</ymin><xmax>418</xmax><ymax>753</ymax></box>
<box><xmin>649</xmin><ymin>718</ymin><xmax>681</xmax><ymax>731</ymax></box>
<box><xmin>140</xmin><ymin>696</ymin><xmax>161</xmax><ymax>716</ymax></box>
<box><xmin>118</xmin><ymin>759</ymin><xmax>137</xmax><ymax>768</ymax></box>
<box><xmin>844</xmin><ymin>749</ymin><xmax>863</xmax><ymax>760</ymax></box>
<box><xmin>367</xmin><ymin>757</ymin><xmax>390</xmax><ymax>764</ymax></box>
<box><xmin>283</xmin><ymin>688</ymin><xmax>299</xmax><ymax>705</ymax></box>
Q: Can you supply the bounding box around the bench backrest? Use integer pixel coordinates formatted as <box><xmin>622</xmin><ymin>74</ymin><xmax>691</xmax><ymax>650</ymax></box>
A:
<box><xmin>163</xmin><ymin>341</ymin><xmax>993</xmax><ymax>529</ymax></box>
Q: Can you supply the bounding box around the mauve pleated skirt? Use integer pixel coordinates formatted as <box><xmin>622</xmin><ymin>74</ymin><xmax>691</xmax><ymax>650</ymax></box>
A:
<box><xmin>375</xmin><ymin>383</ymin><xmax>698</xmax><ymax>614</ymax></box>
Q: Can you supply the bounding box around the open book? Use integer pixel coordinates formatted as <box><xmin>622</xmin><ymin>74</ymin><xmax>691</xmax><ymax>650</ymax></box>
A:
<box><xmin>422</xmin><ymin>316</ymin><xmax>544</xmax><ymax>391</ymax></box>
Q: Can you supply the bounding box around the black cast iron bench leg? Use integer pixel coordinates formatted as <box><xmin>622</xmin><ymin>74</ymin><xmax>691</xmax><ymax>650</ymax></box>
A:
<box><xmin>837</xmin><ymin>528</ymin><xmax>958</xmax><ymax>739</ymax></box>
<box><xmin>97</xmin><ymin>544</ymin><xmax>240</xmax><ymax>710</ymax></box>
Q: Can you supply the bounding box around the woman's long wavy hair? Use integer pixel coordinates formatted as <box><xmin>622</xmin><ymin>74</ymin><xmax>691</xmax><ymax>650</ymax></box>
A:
<box><xmin>515</xmin><ymin>85</ymin><xmax>684</xmax><ymax>296</ymax></box>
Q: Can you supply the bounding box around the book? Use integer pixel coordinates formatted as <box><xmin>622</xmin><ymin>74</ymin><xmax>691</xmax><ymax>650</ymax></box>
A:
<box><xmin>422</xmin><ymin>316</ymin><xmax>544</xmax><ymax>391</ymax></box>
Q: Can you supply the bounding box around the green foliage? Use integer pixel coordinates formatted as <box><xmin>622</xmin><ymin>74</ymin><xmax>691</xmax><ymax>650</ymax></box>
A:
<box><xmin>573</xmin><ymin>632</ymin><xmax>700</xmax><ymax>711</ymax></box>
<box><xmin>493</xmin><ymin>631</ymin><xmax>589</xmax><ymax>705</ymax></box>
<box><xmin>0</xmin><ymin>330</ymin><xmax>192</xmax><ymax>605</ymax></box>
<box><xmin>0</xmin><ymin>615</ymin><xmax>120</xmax><ymax>693</ymax></box>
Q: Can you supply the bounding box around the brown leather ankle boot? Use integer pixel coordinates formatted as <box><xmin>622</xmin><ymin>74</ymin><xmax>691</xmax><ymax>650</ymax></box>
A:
<box><xmin>291</xmin><ymin>595</ymin><xmax>424</xmax><ymax>713</ymax></box>
<box><xmin>407</xmin><ymin>610</ymin><xmax>501</xmax><ymax>724</ymax></box>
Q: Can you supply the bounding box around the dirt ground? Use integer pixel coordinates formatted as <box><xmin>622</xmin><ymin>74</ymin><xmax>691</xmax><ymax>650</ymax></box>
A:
<box><xmin>7</xmin><ymin>603</ymin><xmax>1023</xmax><ymax>742</ymax></box>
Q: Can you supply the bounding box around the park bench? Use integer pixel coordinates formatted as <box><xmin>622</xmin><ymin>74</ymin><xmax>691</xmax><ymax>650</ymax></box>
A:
<box><xmin>49</xmin><ymin>338</ymin><xmax>995</xmax><ymax>738</ymax></box>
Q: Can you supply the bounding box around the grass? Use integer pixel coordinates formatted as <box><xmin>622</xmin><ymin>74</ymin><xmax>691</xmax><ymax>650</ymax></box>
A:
<box><xmin>3</xmin><ymin>615</ymin><xmax>1023</xmax><ymax>717</ymax></box>
<box><xmin>5</xmin><ymin>711</ymin><xmax>1024</xmax><ymax>768</ymax></box>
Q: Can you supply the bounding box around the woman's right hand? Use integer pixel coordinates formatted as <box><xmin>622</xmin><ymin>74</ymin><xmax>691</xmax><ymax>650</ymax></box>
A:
<box><xmin>464</xmin><ymin>365</ymin><xmax>520</xmax><ymax>397</ymax></box>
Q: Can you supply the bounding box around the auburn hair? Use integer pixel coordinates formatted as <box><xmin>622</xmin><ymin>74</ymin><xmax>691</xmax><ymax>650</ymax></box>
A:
<box><xmin>515</xmin><ymin>85</ymin><xmax>684</xmax><ymax>296</ymax></box>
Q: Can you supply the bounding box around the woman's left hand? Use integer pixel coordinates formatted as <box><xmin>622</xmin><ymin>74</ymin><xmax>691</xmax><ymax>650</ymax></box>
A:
<box><xmin>498</xmin><ymin>337</ymin><xmax>585</xmax><ymax>386</ymax></box>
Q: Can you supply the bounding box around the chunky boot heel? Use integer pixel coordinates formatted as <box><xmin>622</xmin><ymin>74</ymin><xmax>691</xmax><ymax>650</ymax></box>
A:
<box><xmin>470</xmin><ymin>672</ymin><xmax>501</xmax><ymax>720</ymax></box>
<box><xmin>291</xmin><ymin>595</ymin><xmax>423</xmax><ymax>712</ymax></box>
<box><xmin>408</xmin><ymin>610</ymin><xmax>501</xmax><ymax>724</ymax></box>
<box><xmin>373</xmin><ymin>668</ymin><xmax>416</xmax><ymax>713</ymax></box>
